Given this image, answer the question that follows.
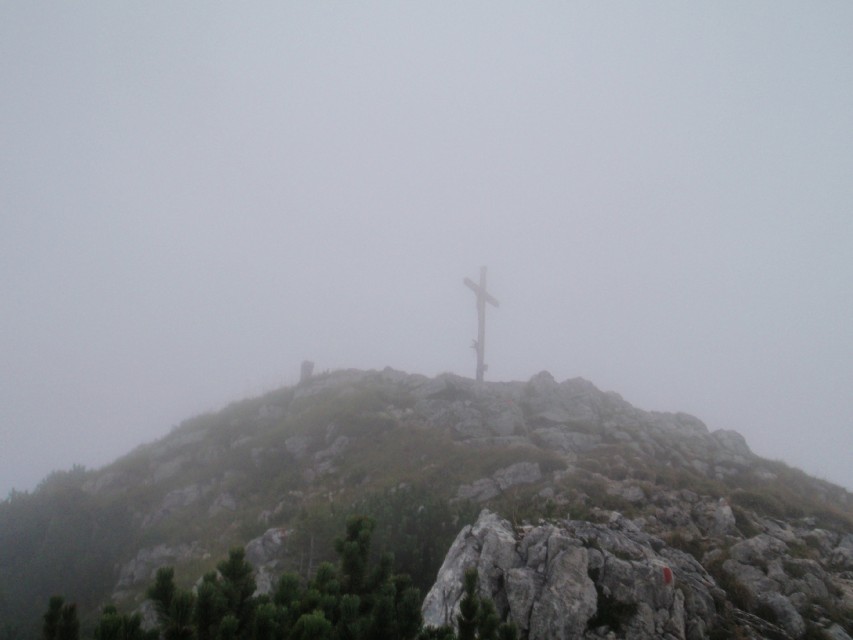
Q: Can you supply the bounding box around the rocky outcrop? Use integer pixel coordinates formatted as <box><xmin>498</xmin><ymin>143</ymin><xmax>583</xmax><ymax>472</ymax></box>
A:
<box><xmin>412</xmin><ymin>374</ymin><xmax>526</xmax><ymax>440</ymax></box>
<box><xmin>23</xmin><ymin>365</ymin><xmax>846</xmax><ymax>638</ymax></box>
<box><xmin>115</xmin><ymin>542</ymin><xmax>207</xmax><ymax>597</ymax></box>
<box><xmin>423</xmin><ymin>510</ymin><xmax>717</xmax><ymax>639</ymax></box>
<box><xmin>399</xmin><ymin>369</ymin><xmax>767</xmax><ymax>486</ymax></box>
<box><xmin>245</xmin><ymin>527</ymin><xmax>294</xmax><ymax>595</ymax></box>
<box><xmin>424</xmin><ymin>508</ymin><xmax>853</xmax><ymax>639</ymax></box>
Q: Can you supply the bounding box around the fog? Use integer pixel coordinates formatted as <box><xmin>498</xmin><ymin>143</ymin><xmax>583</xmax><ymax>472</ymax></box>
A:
<box><xmin>2</xmin><ymin>3</ymin><xmax>851</xmax><ymax>496</ymax></box>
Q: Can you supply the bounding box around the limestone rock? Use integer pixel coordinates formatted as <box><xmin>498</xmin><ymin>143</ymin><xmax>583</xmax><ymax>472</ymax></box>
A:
<box><xmin>506</xmin><ymin>567</ymin><xmax>540</xmax><ymax>632</ymax></box>
<box><xmin>421</xmin><ymin>523</ymin><xmax>483</xmax><ymax>627</ymax></box>
<box><xmin>244</xmin><ymin>527</ymin><xmax>294</xmax><ymax>595</ymax></box>
<box><xmin>757</xmin><ymin>591</ymin><xmax>805</xmax><ymax>638</ymax></box>
<box><xmin>832</xmin><ymin>534</ymin><xmax>853</xmax><ymax>570</ymax></box>
<box><xmin>115</xmin><ymin>543</ymin><xmax>206</xmax><ymax>593</ymax></box>
<box><xmin>524</xmin><ymin>372</ymin><xmax>604</xmax><ymax>427</ymax></box>
<box><xmin>423</xmin><ymin>510</ymin><xmax>718</xmax><ymax>639</ymax></box>
<box><xmin>710</xmin><ymin>429</ymin><xmax>752</xmax><ymax>457</ymax></box>
<box><xmin>710</xmin><ymin>499</ymin><xmax>737</xmax><ymax>537</ymax></box>
<box><xmin>494</xmin><ymin>462</ymin><xmax>542</xmax><ymax>491</ymax></box>
<box><xmin>528</xmin><ymin>546</ymin><xmax>596</xmax><ymax>640</ymax></box>
<box><xmin>245</xmin><ymin>527</ymin><xmax>290</xmax><ymax>568</ymax></box>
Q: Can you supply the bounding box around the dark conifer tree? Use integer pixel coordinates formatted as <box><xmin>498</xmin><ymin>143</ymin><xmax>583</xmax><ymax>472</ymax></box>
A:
<box><xmin>164</xmin><ymin>591</ymin><xmax>195</xmax><ymax>640</ymax></box>
<box><xmin>215</xmin><ymin>615</ymin><xmax>238</xmax><ymax>640</ymax></box>
<box><xmin>250</xmin><ymin>602</ymin><xmax>279</xmax><ymax>640</ymax></box>
<box><xmin>289</xmin><ymin>610</ymin><xmax>332</xmax><ymax>640</ymax></box>
<box><xmin>476</xmin><ymin>599</ymin><xmax>498</xmax><ymax>640</ymax></box>
<box><xmin>217</xmin><ymin>548</ymin><xmax>256</xmax><ymax>630</ymax></box>
<box><xmin>56</xmin><ymin>603</ymin><xmax>79</xmax><ymax>640</ymax></box>
<box><xmin>335</xmin><ymin>516</ymin><xmax>375</xmax><ymax>595</ymax></box>
<box><xmin>335</xmin><ymin>594</ymin><xmax>363</xmax><ymax>640</ymax></box>
<box><xmin>147</xmin><ymin>567</ymin><xmax>176</xmax><ymax>626</ymax></box>
<box><xmin>456</xmin><ymin>569</ymin><xmax>479</xmax><ymax>640</ymax></box>
<box><xmin>92</xmin><ymin>605</ymin><xmax>155</xmax><ymax>640</ymax></box>
<box><xmin>42</xmin><ymin>596</ymin><xmax>64</xmax><ymax>640</ymax></box>
<box><xmin>194</xmin><ymin>574</ymin><xmax>226</xmax><ymax>640</ymax></box>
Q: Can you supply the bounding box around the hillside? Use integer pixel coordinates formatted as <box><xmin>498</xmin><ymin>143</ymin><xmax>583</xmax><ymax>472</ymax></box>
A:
<box><xmin>1</xmin><ymin>368</ymin><xmax>851</xmax><ymax>639</ymax></box>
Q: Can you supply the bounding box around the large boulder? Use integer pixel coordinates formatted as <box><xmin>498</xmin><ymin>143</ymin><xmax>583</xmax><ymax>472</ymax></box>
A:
<box><xmin>422</xmin><ymin>510</ymin><xmax>718</xmax><ymax>639</ymax></box>
<box><xmin>524</xmin><ymin>372</ymin><xmax>604</xmax><ymax>427</ymax></box>
<box><xmin>245</xmin><ymin>527</ymin><xmax>293</xmax><ymax>595</ymax></box>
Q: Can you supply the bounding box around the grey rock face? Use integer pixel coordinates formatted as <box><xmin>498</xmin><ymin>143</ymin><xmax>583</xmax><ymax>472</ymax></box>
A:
<box><xmin>711</xmin><ymin>429</ymin><xmax>752</xmax><ymax>457</ymax></box>
<box><xmin>728</xmin><ymin>534</ymin><xmax>789</xmax><ymax>565</ymax></box>
<box><xmin>420</xmin><ymin>511</ymin><xmax>524</xmax><ymax>627</ymax></box>
<box><xmin>525</xmin><ymin>372</ymin><xmax>605</xmax><ymax>427</ymax></box>
<box><xmin>528</xmin><ymin>546</ymin><xmax>597</xmax><ymax>640</ymax></box>
<box><xmin>412</xmin><ymin>374</ymin><xmax>526</xmax><ymax>440</ymax></box>
<box><xmin>710</xmin><ymin>499</ymin><xmax>737</xmax><ymax>537</ymax></box>
<box><xmin>426</xmin><ymin>499</ymin><xmax>853</xmax><ymax>639</ymax></box>
<box><xmin>402</xmin><ymin>370</ymin><xmax>764</xmax><ymax>492</ymax></box>
<box><xmin>423</xmin><ymin>510</ymin><xmax>716</xmax><ymax>639</ymax></box>
<box><xmin>756</xmin><ymin>592</ymin><xmax>805</xmax><ymax>638</ymax></box>
<box><xmin>494</xmin><ymin>462</ymin><xmax>543</xmax><ymax>491</ymax></box>
<box><xmin>245</xmin><ymin>527</ymin><xmax>290</xmax><ymax>568</ymax></box>
<box><xmin>506</xmin><ymin>567</ymin><xmax>540</xmax><ymax>632</ymax></box>
<box><xmin>832</xmin><ymin>533</ymin><xmax>853</xmax><ymax>570</ymax></box>
<box><xmin>421</xmin><ymin>522</ymin><xmax>483</xmax><ymax>627</ymax></box>
<box><xmin>245</xmin><ymin>527</ymin><xmax>293</xmax><ymax>595</ymax></box>
<box><xmin>115</xmin><ymin>543</ymin><xmax>206</xmax><ymax>593</ymax></box>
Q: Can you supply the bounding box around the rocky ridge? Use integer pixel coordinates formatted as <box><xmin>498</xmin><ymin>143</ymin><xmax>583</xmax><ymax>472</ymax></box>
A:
<box><xmin>2</xmin><ymin>367</ymin><xmax>851</xmax><ymax>638</ymax></box>
<box><xmin>119</xmin><ymin>369</ymin><xmax>853</xmax><ymax>637</ymax></box>
<box><xmin>423</xmin><ymin>509</ymin><xmax>853</xmax><ymax>639</ymax></box>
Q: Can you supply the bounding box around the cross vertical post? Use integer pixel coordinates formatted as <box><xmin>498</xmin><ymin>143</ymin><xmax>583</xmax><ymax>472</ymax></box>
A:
<box><xmin>464</xmin><ymin>266</ymin><xmax>500</xmax><ymax>382</ymax></box>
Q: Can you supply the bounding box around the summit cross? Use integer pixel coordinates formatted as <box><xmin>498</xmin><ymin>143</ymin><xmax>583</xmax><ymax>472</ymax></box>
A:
<box><xmin>464</xmin><ymin>266</ymin><xmax>499</xmax><ymax>382</ymax></box>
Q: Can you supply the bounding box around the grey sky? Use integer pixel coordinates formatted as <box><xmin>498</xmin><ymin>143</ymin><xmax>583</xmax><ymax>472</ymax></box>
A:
<box><xmin>2</xmin><ymin>3</ymin><xmax>852</xmax><ymax>496</ymax></box>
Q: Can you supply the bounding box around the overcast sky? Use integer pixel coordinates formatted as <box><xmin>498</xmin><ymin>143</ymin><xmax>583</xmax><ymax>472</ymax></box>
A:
<box><xmin>2</xmin><ymin>3</ymin><xmax>852</xmax><ymax>496</ymax></box>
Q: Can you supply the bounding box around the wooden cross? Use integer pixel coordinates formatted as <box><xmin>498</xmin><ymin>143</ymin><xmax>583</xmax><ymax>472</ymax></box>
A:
<box><xmin>464</xmin><ymin>266</ymin><xmax>499</xmax><ymax>382</ymax></box>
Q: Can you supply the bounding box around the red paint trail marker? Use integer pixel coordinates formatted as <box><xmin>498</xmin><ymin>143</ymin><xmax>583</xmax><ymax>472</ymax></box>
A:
<box><xmin>662</xmin><ymin>566</ymin><xmax>673</xmax><ymax>585</ymax></box>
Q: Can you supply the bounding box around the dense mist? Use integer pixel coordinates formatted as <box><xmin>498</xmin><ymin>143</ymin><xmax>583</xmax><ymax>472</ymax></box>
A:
<box><xmin>2</xmin><ymin>3</ymin><xmax>852</xmax><ymax>495</ymax></box>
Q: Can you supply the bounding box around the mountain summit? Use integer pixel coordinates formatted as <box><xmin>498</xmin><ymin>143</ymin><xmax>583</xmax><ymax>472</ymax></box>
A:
<box><xmin>1</xmin><ymin>368</ymin><xmax>851</xmax><ymax>638</ymax></box>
